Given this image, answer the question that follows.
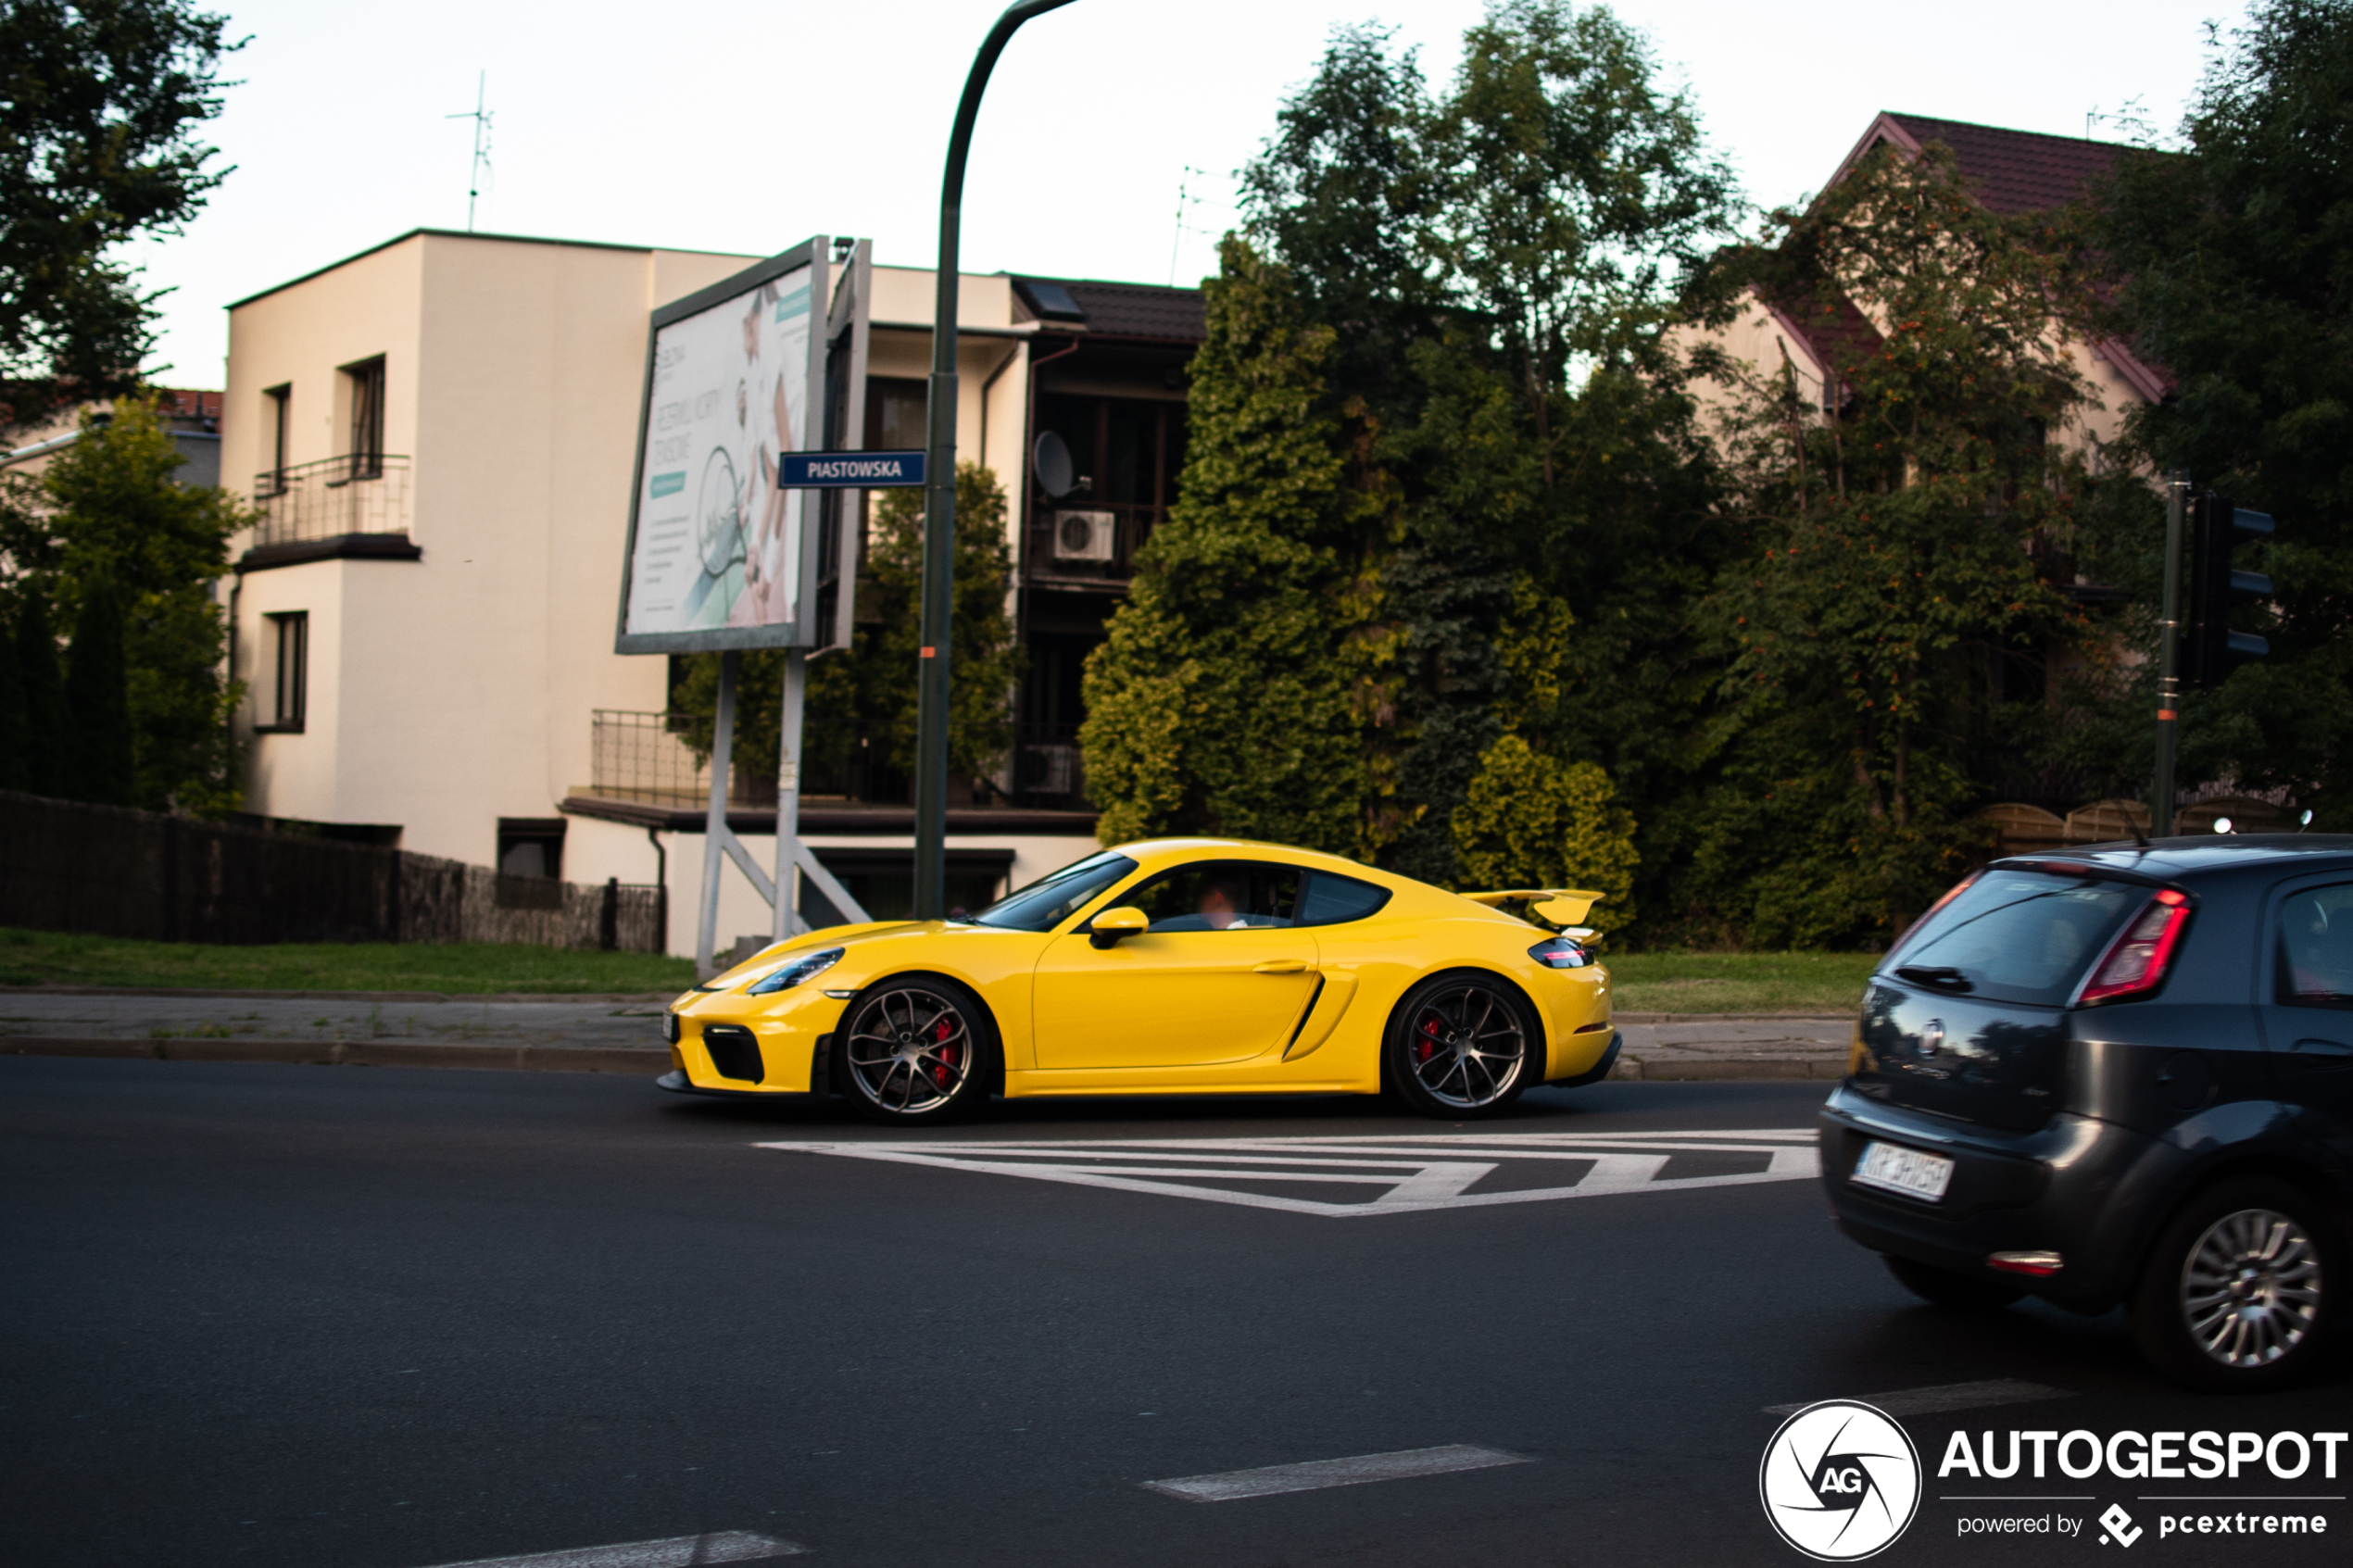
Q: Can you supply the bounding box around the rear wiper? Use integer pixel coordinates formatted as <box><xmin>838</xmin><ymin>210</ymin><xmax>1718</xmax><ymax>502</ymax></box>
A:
<box><xmin>1895</xmin><ymin>965</ymin><xmax>1974</xmax><ymax>993</ymax></box>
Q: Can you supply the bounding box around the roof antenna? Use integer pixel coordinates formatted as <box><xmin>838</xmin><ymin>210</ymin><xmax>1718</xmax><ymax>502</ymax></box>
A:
<box><xmin>2130</xmin><ymin>814</ymin><xmax>2151</xmax><ymax>850</ymax></box>
<box><xmin>447</xmin><ymin>72</ymin><xmax>494</xmax><ymax>232</ymax></box>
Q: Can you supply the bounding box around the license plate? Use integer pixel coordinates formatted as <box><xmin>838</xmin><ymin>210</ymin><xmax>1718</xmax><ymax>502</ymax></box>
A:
<box><xmin>1853</xmin><ymin>1140</ymin><xmax>1956</xmax><ymax>1201</ymax></box>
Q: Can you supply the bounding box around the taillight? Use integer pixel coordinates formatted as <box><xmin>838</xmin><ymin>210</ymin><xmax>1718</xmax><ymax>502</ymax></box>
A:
<box><xmin>2079</xmin><ymin>888</ymin><xmax>2191</xmax><ymax>1006</ymax></box>
<box><xmin>1529</xmin><ymin>937</ymin><xmax>1592</xmax><ymax>970</ymax></box>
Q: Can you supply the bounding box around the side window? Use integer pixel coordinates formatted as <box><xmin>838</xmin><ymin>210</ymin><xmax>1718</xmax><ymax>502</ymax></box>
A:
<box><xmin>1298</xmin><ymin>871</ymin><xmax>1392</xmax><ymax>927</ymax></box>
<box><xmin>1111</xmin><ymin>861</ymin><xmax>1301</xmax><ymax>932</ymax></box>
<box><xmin>2278</xmin><ymin>884</ymin><xmax>2353</xmax><ymax>1007</ymax></box>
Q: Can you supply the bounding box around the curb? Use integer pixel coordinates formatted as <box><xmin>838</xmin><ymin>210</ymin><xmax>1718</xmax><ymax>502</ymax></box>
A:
<box><xmin>0</xmin><ymin>986</ymin><xmax>679</xmax><ymax>1004</ymax></box>
<box><xmin>1608</xmin><ymin>1055</ymin><xmax>1847</xmax><ymax>1083</ymax></box>
<box><xmin>3</xmin><ymin>1036</ymin><xmax>673</xmax><ymax>1074</ymax></box>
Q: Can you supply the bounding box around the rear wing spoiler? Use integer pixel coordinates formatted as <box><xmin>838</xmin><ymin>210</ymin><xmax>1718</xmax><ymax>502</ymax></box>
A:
<box><xmin>1460</xmin><ymin>888</ymin><xmax>1605</xmax><ymax>935</ymax></box>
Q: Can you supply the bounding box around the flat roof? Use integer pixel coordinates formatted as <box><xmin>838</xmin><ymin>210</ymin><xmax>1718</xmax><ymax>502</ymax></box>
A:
<box><xmin>226</xmin><ymin>227</ymin><xmax>759</xmax><ymax>311</ymax></box>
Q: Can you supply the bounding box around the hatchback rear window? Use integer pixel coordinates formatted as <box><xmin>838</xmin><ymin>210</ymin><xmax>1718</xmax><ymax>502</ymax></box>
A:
<box><xmin>1887</xmin><ymin>870</ymin><xmax>2149</xmax><ymax>1007</ymax></box>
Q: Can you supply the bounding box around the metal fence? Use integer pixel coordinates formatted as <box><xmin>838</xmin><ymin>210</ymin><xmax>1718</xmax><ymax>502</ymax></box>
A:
<box><xmin>252</xmin><ymin>454</ymin><xmax>413</xmax><ymax>548</ymax></box>
<box><xmin>0</xmin><ymin>791</ymin><xmax>664</xmax><ymax>950</ymax></box>
<box><xmin>587</xmin><ymin>710</ymin><xmax>777</xmax><ymax>809</ymax></box>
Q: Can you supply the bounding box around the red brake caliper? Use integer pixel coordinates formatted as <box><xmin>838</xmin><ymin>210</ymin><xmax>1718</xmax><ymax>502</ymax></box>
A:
<box><xmin>932</xmin><ymin>1015</ymin><xmax>960</xmax><ymax>1086</ymax></box>
<box><xmin>1416</xmin><ymin>1013</ymin><xmax>1441</xmax><ymax>1063</ymax></box>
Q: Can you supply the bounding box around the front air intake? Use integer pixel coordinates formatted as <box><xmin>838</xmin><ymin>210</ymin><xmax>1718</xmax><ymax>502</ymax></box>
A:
<box><xmin>700</xmin><ymin>1024</ymin><xmax>763</xmax><ymax>1084</ymax></box>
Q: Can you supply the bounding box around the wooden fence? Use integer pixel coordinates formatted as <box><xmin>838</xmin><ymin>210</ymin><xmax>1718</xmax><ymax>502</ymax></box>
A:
<box><xmin>0</xmin><ymin>791</ymin><xmax>664</xmax><ymax>950</ymax></box>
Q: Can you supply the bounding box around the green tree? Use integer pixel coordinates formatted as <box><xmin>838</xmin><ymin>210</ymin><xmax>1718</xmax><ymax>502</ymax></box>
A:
<box><xmin>1081</xmin><ymin>235</ymin><xmax>1382</xmax><ymax>853</ymax></box>
<box><xmin>2091</xmin><ymin>0</ymin><xmax>2353</xmax><ymax>826</ymax></box>
<box><xmin>1452</xmin><ymin>733</ymin><xmax>1639</xmax><ymax>935</ymax></box>
<box><xmin>0</xmin><ymin>599</ymin><xmax>25</xmax><ymax>790</ymax></box>
<box><xmin>0</xmin><ymin>0</ymin><xmax>242</xmax><ymax>431</ymax></box>
<box><xmin>0</xmin><ymin>396</ymin><xmax>246</xmax><ymax>810</ymax></box>
<box><xmin>13</xmin><ymin>594</ymin><xmax>69</xmax><ymax>795</ymax></box>
<box><xmin>61</xmin><ymin>573</ymin><xmax>132</xmax><ymax>803</ymax></box>
<box><xmin>1684</xmin><ymin>144</ymin><xmax>2108</xmax><ymax>945</ymax></box>
<box><xmin>672</xmin><ymin>462</ymin><xmax>1021</xmax><ymax>796</ymax></box>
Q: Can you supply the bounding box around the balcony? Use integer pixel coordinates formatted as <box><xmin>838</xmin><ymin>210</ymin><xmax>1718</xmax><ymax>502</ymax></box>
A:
<box><xmin>246</xmin><ymin>455</ymin><xmax>415</xmax><ymax>565</ymax></box>
<box><xmin>1024</xmin><ymin>502</ymin><xmax>1161</xmax><ymax>588</ymax></box>
<box><xmin>1009</xmin><ymin>721</ymin><xmax>1088</xmax><ymax>809</ymax></box>
<box><xmin>584</xmin><ymin>709</ymin><xmax>776</xmax><ymax>810</ymax></box>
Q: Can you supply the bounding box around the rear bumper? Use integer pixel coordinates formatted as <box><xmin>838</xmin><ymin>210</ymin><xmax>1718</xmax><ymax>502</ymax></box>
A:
<box><xmin>1818</xmin><ymin>1083</ymin><xmax>2165</xmax><ymax>1312</ymax></box>
<box><xmin>1548</xmin><ymin>1032</ymin><xmax>1620</xmax><ymax>1089</ymax></box>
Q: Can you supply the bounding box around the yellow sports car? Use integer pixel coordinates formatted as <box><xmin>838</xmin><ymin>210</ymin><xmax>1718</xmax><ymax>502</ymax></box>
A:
<box><xmin>658</xmin><ymin>838</ymin><xmax>1618</xmax><ymax>1123</ymax></box>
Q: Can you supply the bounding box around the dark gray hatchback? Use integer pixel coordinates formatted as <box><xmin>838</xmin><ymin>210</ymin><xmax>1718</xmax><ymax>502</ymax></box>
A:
<box><xmin>1819</xmin><ymin>835</ymin><xmax>2353</xmax><ymax>1390</ymax></box>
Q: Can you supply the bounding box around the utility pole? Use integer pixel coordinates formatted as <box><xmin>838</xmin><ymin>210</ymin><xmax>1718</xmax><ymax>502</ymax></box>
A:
<box><xmin>913</xmin><ymin>0</ymin><xmax>1078</xmax><ymax>918</ymax></box>
<box><xmin>2151</xmin><ymin>470</ymin><xmax>2189</xmax><ymax>837</ymax></box>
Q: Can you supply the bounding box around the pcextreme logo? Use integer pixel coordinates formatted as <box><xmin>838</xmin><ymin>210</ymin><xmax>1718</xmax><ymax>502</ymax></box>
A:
<box><xmin>1760</xmin><ymin>1400</ymin><xmax>1923</xmax><ymax>1561</ymax></box>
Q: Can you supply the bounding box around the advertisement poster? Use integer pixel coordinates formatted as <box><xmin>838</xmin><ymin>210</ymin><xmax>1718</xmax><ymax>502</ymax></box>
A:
<box><xmin>621</xmin><ymin>263</ymin><xmax>812</xmax><ymax>644</ymax></box>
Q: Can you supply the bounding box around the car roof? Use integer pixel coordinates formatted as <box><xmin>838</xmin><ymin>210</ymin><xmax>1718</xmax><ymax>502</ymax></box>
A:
<box><xmin>2006</xmin><ymin>834</ymin><xmax>2353</xmax><ymax>880</ymax></box>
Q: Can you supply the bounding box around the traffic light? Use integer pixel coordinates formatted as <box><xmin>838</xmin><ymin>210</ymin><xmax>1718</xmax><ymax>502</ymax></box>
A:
<box><xmin>2182</xmin><ymin>495</ymin><xmax>2273</xmax><ymax>690</ymax></box>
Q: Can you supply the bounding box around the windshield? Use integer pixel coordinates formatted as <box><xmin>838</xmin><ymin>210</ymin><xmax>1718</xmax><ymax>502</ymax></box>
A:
<box><xmin>967</xmin><ymin>851</ymin><xmax>1139</xmax><ymax>933</ymax></box>
<box><xmin>1886</xmin><ymin>870</ymin><xmax>2147</xmax><ymax>1007</ymax></box>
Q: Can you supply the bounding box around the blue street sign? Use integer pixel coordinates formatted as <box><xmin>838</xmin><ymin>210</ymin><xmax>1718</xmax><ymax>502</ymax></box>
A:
<box><xmin>778</xmin><ymin>450</ymin><xmax>926</xmax><ymax>488</ymax></box>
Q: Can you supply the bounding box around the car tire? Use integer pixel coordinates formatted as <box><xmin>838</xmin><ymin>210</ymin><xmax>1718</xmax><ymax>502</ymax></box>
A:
<box><xmin>2130</xmin><ymin>1174</ymin><xmax>2336</xmax><ymax>1393</ymax></box>
<box><xmin>835</xmin><ymin>976</ymin><xmax>998</xmax><ymax>1126</ymax></box>
<box><xmin>1384</xmin><ymin>972</ymin><xmax>1540</xmax><ymax>1120</ymax></box>
<box><xmin>1883</xmin><ymin>1253</ymin><xmax>2023</xmax><ymax>1311</ymax></box>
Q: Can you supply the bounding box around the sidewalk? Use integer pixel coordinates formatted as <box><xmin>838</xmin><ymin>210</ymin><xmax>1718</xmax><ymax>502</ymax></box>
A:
<box><xmin>0</xmin><ymin>987</ymin><xmax>1853</xmax><ymax>1082</ymax></box>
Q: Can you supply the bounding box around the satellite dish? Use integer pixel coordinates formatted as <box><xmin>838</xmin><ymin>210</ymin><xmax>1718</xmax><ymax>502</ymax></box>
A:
<box><xmin>1033</xmin><ymin>431</ymin><xmax>1076</xmax><ymax>499</ymax></box>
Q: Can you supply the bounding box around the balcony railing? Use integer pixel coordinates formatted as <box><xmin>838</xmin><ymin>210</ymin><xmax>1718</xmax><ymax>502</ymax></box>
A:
<box><xmin>1024</xmin><ymin>502</ymin><xmax>1162</xmax><ymax>586</ymax></box>
<box><xmin>585</xmin><ymin>709</ymin><xmax>777</xmax><ymax>809</ymax></box>
<box><xmin>252</xmin><ymin>454</ymin><xmax>412</xmax><ymax>549</ymax></box>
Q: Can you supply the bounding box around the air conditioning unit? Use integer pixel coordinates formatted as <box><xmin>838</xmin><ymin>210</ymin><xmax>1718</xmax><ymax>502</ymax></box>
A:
<box><xmin>1052</xmin><ymin>510</ymin><xmax>1117</xmax><ymax>562</ymax></box>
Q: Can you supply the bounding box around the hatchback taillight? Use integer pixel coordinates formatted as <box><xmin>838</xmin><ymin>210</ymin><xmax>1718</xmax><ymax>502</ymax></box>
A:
<box><xmin>2078</xmin><ymin>888</ymin><xmax>2191</xmax><ymax>1006</ymax></box>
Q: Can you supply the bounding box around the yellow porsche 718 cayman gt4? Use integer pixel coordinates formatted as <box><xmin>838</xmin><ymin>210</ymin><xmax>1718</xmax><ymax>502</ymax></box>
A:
<box><xmin>659</xmin><ymin>839</ymin><xmax>1618</xmax><ymax>1123</ymax></box>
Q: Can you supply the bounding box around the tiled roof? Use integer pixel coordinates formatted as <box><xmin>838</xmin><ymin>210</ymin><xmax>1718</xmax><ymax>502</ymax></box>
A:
<box><xmin>158</xmin><ymin>387</ymin><xmax>223</xmax><ymax>420</ymax></box>
<box><xmin>1014</xmin><ymin>276</ymin><xmax>1205</xmax><ymax>343</ymax></box>
<box><xmin>1880</xmin><ymin>113</ymin><xmax>2129</xmax><ymax>215</ymax></box>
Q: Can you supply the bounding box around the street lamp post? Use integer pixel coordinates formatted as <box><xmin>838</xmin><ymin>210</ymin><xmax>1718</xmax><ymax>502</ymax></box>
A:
<box><xmin>913</xmin><ymin>0</ymin><xmax>1079</xmax><ymax>919</ymax></box>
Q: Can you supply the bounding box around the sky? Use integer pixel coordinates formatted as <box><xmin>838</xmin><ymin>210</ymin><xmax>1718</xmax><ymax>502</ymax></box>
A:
<box><xmin>134</xmin><ymin>0</ymin><xmax>2240</xmax><ymax>391</ymax></box>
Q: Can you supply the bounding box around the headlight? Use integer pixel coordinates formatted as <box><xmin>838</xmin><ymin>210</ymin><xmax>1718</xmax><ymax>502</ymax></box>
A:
<box><xmin>1528</xmin><ymin>936</ymin><xmax>1591</xmax><ymax>970</ymax></box>
<box><xmin>746</xmin><ymin>947</ymin><xmax>845</xmax><ymax>995</ymax></box>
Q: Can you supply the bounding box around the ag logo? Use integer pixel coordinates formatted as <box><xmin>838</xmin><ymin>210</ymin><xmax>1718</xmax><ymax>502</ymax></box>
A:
<box><xmin>1759</xmin><ymin>1399</ymin><xmax>1921</xmax><ymax>1561</ymax></box>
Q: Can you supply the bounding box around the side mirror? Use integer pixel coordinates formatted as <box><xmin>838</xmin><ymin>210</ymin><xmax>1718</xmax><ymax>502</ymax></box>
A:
<box><xmin>1088</xmin><ymin>907</ymin><xmax>1149</xmax><ymax>949</ymax></box>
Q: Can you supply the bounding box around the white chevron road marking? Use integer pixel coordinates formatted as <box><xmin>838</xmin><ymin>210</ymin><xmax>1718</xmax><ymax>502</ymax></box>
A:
<box><xmin>754</xmin><ymin>1129</ymin><xmax>1819</xmax><ymax>1216</ymax></box>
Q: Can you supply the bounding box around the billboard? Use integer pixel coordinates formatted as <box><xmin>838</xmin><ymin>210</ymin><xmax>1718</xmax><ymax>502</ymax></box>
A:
<box><xmin>615</xmin><ymin>238</ymin><xmax>835</xmax><ymax>653</ymax></box>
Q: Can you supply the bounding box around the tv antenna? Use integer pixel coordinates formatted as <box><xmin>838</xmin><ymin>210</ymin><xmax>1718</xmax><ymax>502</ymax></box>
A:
<box><xmin>1166</xmin><ymin>165</ymin><xmax>1230</xmax><ymax>285</ymax></box>
<box><xmin>447</xmin><ymin>72</ymin><xmax>494</xmax><ymax>231</ymax></box>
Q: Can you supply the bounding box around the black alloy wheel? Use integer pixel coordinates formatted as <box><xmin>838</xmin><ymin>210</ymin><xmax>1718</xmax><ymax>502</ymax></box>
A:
<box><xmin>836</xmin><ymin>977</ymin><xmax>997</xmax><ymax>1125</ymax></box>
<box><xmin>1384</xmin><ymin>972</ymin><xmax>1540</xmax><ymax>1119</ymax></box>
<box><xmin>2132</xmin><ymin>1174</ymin><xmax>2336</xmax><ymax>1392</ymax></box>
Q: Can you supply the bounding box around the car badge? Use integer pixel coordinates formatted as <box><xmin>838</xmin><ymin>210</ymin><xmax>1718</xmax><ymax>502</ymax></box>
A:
<box><xmin>1919</xmin><ymin>1020</ymin><xmax>1945</xmax><ymax>1058</ymax></box>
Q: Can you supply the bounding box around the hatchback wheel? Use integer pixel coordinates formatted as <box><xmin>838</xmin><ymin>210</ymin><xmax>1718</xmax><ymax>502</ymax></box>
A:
<box><xmin>837</xmin><ymin>978</ymin><xmax>996</xmax><ymax>1125</ymax></box>
<box><xmin>2132</xmin><ymin>1175</ymin><xmax>2334</xmax><ymax>1392</ymax></box>
<box><xmin>1385</xmin><ymin>973</ymin><xmax>1538</xmax><ymax>1119</ymax></box>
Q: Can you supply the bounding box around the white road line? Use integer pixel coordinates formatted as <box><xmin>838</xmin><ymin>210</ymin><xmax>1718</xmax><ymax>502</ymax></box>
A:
<box><xmin>421</xmin><ymin>1533</ymin><xmax>807</xmax><ymax>1568</ymax></box>
<box><xmin>1763</xmin><ymin>1379</ymin><xmax>2075</xmax><ymax>1417</ymax></box>
<box><xmin>1145</xmin><ymin>1443</ymin><xmax>1531</xmax><ymax>1502</ymax></box>
<box><xmin>755</xmin><ymin>1128</ymin><xmax>1819</xmax><ymax>1217</ymax></box>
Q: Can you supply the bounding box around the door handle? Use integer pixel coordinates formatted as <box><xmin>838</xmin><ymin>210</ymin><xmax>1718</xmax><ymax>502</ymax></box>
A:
<box><xmin>2292</xmin><ymin>1037</ymin><xmax>2353</xmax><ymax>1071</ymax></box>
<box><xmin>1252</xmin><ymin>960</ymin><xmax>1309</xmax><ymax>974</ymax></box>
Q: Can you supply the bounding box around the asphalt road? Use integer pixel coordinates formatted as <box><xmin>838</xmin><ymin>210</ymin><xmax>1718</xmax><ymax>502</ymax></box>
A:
<box><xmin>4</xmin><ymin>1058</ymin><xmax>2346</xmax><ymax>1568</ymax></box>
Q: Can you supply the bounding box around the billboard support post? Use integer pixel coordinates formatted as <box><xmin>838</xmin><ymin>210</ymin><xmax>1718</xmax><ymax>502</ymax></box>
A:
<box><xmin>697</xmin><ymin>650</ymin><xmax>740</xmax><ymax>979</ymax></box>
<box><xmin>772</xmin><ymin>648</ymin><xmax>808</xmax><ymax>943</ymax></box>
<box><xmin>914</xmin><ymin>0</ymin><xmax>1079</xmax><ymax>921</ymax></box>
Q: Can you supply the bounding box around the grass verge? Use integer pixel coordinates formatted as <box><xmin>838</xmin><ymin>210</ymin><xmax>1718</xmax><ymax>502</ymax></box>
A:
<box><xmin>0</xmin><ymin>927</ymin><xmax>1877</xmax><ymax>1013</ymax></box>
<box><xmin>1604</xmin><ymin>949</ymin><xmax>1879</xmax><ymax>1016</ymax></box>
<box><xmin>0</xmin><ymin>928</ymin><xmax>696</xmax><ymax>995</ymax></box>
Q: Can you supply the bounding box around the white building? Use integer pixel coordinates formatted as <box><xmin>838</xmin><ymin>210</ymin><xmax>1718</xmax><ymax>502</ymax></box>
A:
<box><xmin>219</xmin><ymin>228</ymin><xmax>1202</xmax><ymax>954</ymax></box>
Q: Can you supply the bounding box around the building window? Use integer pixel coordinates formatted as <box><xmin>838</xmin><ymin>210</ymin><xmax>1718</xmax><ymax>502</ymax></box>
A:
<box><xmin>343</xmin><ymin>357</ymin><xmax>385</xmax><ymax>479</ymax></box>
<box><xmin>260</xmin><ymin>611</ymin><xmax>307</xmax><ymax>732</ymax></box>
<box><xmin>497</xmin><ymin>819</ymin><xmax>566</xmax><ymax>881</ymax></box>
<box><xmin>263</xmin><ymin>383</ymin><xmax>290</xmax><ymax>495</ymax></box>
